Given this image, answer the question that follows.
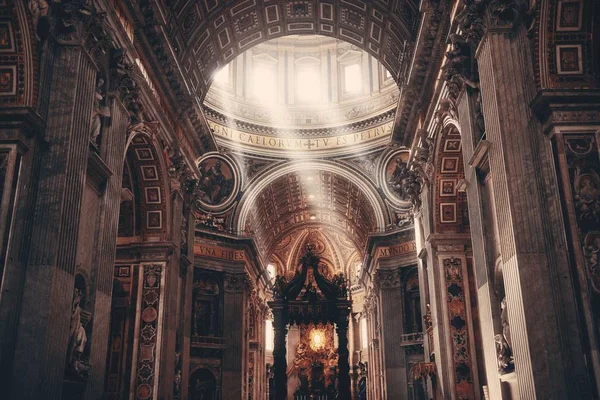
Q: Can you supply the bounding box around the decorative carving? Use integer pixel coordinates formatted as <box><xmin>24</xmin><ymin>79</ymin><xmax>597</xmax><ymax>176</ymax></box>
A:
<box><xmin>90</xmin><ymin>75</ymin><xmax>110</xmax><ymax>145</ymax></box>
<box><xmin>458</xmin><ymin>0</ymin><xmax>486</xmax><ymax>45</ymax></box>
<box><xmin>494</xmin><ymin>334</ymin><xmax>513</xmax><ymax>373</ymax></box>
<box><xmin>195</xmin><ymin>212</ymin><xmax>226</xmax><ymax>232</ymax></box>
<box><xmin>134</xmin><ymin>265</ymin><xmax>163</xmax><ymax>400</ymax></box>
<box><xmin>377</xmin><ymin>269</ymin><xmax>401</xmax><ymax>289</ymax></box>
<box><xmin>224</xmin><ymin>273</ymin><xmax>245</xmax><ymax>292</ymax></box>
<box><xmin>495</xmin><ymin>298</ymin><xmax>514</xmax><ymax>373</ymax></box>
<box><xmin>584</xmin><ymin>232</ymin><xmax>600</xmax><ymax>277</ymax></box>
<box><xmin>272</xmin><ymin>275</ymin><xmax>288</xmax><ymax>300</ymax></box>
<box><xmin>474</xmin><ymin>89</ymin><xmax>486</xmax><ymax>140</ymax></box>
<box><xmin>488</xmin><ymin>0</ymin><xmax>522</xmax><ymax>27</ymax></box>
<box><xmin>28</xmin><ymin>0</ymin><xmax>50</xmax><ymax>40</ymax></box>
<box><xmin>437</xmin><ymin>244</ymin><xmax>465</xmax><ymax>253</ymax></box>
<box><xmin>109</xmin><ymin>49</ymin><xmax>149</xmax><ymax>125</ymax></box>
<box><xmin>387</xmin><ymin>156</ymin><xmax>423</xmax><ymax>209</ymax></box>
<box><xmin>443</xmin><ymin>257</ymin><xmax>475</xmax><ymax>396</ymax></box>
<box><xmin>423</xmin><ymin>304</ymin><xmax>433</xmax><ymax>330</ymax></box>
<box><xmin>574</xmin><ymin>169</ymin><xmax>600</xmax><ymax>222</ymax></box>
<box><xmin>65</xmin><ymin>286</ymin><xmax>90</xmax><ymax>381</ymax></box>
<box><xmin>192</xmin><ymin>273</ymin><xmax>220</xmax><ymax>337</ymax></box>
<box><xmin>412</xmin><ymin>134</ymin><xmax>435</xmax><ymax>184</ymax></box>
<box><xmin>441</xmin><ymin>34</ymin><xmax>473</xmax><ymax>100</ymax></box>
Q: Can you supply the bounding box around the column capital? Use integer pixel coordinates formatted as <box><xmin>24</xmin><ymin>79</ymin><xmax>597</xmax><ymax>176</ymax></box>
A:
<box><xmin>486</xmin><ymin>0</ymin><xmax>524</xmax><ymax>31</ymax></box>
<box><xmin>223</xmin><ymin>272</ymin><xmax>247</xmax><ymax>293</ymax></box>
<box><xmin>375</xmin><ymin>268</ymin><xmax>401</xmax><ymax>289</ymax></box>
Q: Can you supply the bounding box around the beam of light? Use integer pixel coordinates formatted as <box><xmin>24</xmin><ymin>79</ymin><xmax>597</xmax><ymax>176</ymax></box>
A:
<box><xmin>296</xmin><ymin>65</ymin><xmax>321</xmax><ymax>103</ymax></box>
<box><xmin>265</xmin><ymin>319</ymin><xmax>274</xmax><ymax>351</ymax></box>
<box><xmin>344</xmin><ymin>63</ymin><xmax>362</xmax><ymax>94</ymax></box>
<box><xmin>213</xmin><ymin>64</ymin><xmax>230</xmax><ymax>86</ymax></box>
<box><xmin>253</xmin><ymin>63</ymin><xmax>277</xmax><ymax>104</ymax></box>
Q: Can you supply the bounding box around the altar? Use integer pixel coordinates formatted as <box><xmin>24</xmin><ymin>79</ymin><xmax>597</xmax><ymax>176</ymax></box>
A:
<box><xmin>268</xmin><ymin>246</ymin><xmax>352</xmax><ymax>400</ymax></box>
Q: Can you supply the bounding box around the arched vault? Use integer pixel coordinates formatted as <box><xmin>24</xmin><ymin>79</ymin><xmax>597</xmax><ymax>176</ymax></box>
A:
<box><xmin>234</xmin><ymin>160</ymin><xmax>390</xmax><ymax>259</ymax></box>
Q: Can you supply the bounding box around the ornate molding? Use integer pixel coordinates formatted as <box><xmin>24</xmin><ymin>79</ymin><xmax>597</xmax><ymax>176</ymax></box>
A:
<box><xmin>376</xmin><ymin>268</ymin><xmax>402</xmax><ymax>289</ymax></box>
<box><xmin>487</xmin><ymin>0</ymin><xmax>522</xmax><ymax>29</ymax></box>
<box><xmin>224</xmin><ymin>273</ymin><xmax>247</xmax><ymax>293</ymax></box>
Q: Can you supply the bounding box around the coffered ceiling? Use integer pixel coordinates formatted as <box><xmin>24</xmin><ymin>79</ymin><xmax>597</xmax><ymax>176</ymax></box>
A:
<box><xmin>245</xmin><ymin>169</ymin><xmax>378</xmax><ymax>256</ymax></box>
<box><xmin>163</xmin><ymin>0</ymin><xmax>419</xmax><ymax>99</ymax></box>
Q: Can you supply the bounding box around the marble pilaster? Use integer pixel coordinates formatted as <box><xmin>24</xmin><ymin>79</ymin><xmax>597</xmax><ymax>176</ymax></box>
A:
<box><xmin>475</xmin><ymin>13</ymin><xmax>592</xmax><ymax>398</ymax></box>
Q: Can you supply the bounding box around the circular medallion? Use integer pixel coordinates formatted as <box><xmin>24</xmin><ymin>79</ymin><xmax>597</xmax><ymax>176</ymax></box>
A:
<box><xmin>142</xmin><ymin>307</ymin><xmax>158</xmax><ymax>323</ymax></box>
<box><xmin>378</xmin><ymin>149</ymin><xmax>414</xmax><ymax>208</ymax></box>
<box><xmin>137</xmin><ymin>384</ymin><xmax>152</xmax><ymax>399</ymax></box>
<box><xmin>196</xmin><ymin>153</ymin><xmax>241</xmax><ymax>211</ymax></box>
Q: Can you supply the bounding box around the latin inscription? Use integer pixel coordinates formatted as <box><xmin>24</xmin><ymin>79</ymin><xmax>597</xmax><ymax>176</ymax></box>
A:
<box><xmin>194</xmin><ymin>243</ymin><xmax>246</xmax><ymax>261</ymax></box>
<box><xmin>208</xmin><ymin>120</ymin><xmax>392</xmax><ymax>151</ymax></box>
<box><xmin>377</xmin><ymin>241</ymin><xmax>417</xmax><ymax>258</ymax></box>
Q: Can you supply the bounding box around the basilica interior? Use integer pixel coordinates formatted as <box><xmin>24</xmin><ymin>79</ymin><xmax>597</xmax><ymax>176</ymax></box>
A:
<box><xmin>1</xmin><ymin>0</ymin><xmax>599</xmax><ymax>399</ymax></box>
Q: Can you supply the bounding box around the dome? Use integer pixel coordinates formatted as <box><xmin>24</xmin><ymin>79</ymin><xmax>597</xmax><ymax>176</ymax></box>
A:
<box><xmin>203</xmin><ymin>35</ymin><xmax>400</xmax><ymax>157</ymax></box>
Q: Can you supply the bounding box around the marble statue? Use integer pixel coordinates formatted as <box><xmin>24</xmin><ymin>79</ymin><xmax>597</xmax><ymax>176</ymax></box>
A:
<box><xmin>66</xmin><ymin>287</ymin><xmax>90</xmax><ymax>380</ymax></box>
<box><xmin>90</xmin><ymin>78</ymin><xmax>110</xmax><ymax>144</ymax></box>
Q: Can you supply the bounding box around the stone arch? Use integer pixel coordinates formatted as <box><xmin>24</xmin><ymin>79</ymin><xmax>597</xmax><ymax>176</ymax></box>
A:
<box><xmin>535</xmin><ymin>0</ymin><xmax>599</xmax><ymax>89</ymax></box>
<box><xmin>1</xmin><ymin>0</ymin><xmax>38</xmax><ymax>108</ymax></box>
<box><xmin>119</xmin><ymin>130</ymin><xmax>171</xmax><ymax>240</ymax></box>
<box><xmin>430</xmin><ymin>120</ymin><xmax>469</xmax><ymax>234</ymax></box>
<box><xmin>189</xmin><ymin>366</ymin><xmax>219</xmax><ymax>399</ymax></box>
<box><xmin>234</xmin><ymin>160</ymin><xmax>390</xmax><ymax>234</ymax></box>
<box><xmin>168</xmin><ymin>0</ymin><xmax>420</xmax><ymax>99</ymax></box>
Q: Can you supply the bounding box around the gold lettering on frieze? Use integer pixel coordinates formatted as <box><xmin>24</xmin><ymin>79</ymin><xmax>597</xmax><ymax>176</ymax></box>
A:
<box><xmin>377</xmin><ymin>241</ymin><xmax>417</xmax><ymax>259</ymax></box>
<box><xmin>208</xmin><ymin>120</ymin><xmax>392</xmax><ymax>151</ymax></box>
<box><xmin>194</xmin><ymin>243</ymin><xmax>246</xmax><ymax>261</ymax></box>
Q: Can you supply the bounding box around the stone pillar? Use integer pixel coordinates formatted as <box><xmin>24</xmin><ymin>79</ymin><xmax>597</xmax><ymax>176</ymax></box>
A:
<box><xmin>0</xmin><ymin>108</ymin><xmax>44</xmax><ymax>394</ymax></box>
<box><xmin>180</xmin><ymin>208</ymin><xmax>194</xmax><ymax>400</ymax></box>
<box><xmin>432</xmin><ymin>241</ymin><xmax>480</xmax><ymax>400</ymax></box>
<box><xmin>271</xmin><ymin>303</ymin><xmax>288</xmax><ymax>400</ymax></box>
<box><xmin>129</xmin><ymin>261</ymin><xmax>169</xmax><ymax>400</ymax></box>
<box><xmin>365</xmin><ymin>292</ymin><xmax>383</xmax><ymax>400</ymax></box>
<box><xmin>84</xmin><ymin>76</ymin><xmax>131</xmax><ymax>400</ymax></box>
<box><xmin>336</xmin><ymin>306</ymin><xmax>351</xmax><ymax>399</ymax></box>
<box><xmin>475</xmin><ymin>7</ymin><xmax>592</xmax><ymax>398</ymax></box>
<box><xmin>158</xmin><ymin>189</ymin><xmax>185</xmax><ymax>399</ymax></box>
<box><xmin>8</xmin><ymin>6</ymin><xmax>104</xmax><ymax>398</ymax></box>
<box><xmin>456</xmin><ymin>87</ymin><xmax>504</xmax><ymax>399</ymax></box>
<box><xmin>376</xmin><ymin>268</ymin><xmax>408</xmax><ymax>399</ymax></box>
<box><xmin>222</xmin><ymin>273</ymin><xmax>247</xmax><ymax>400</ymax></box>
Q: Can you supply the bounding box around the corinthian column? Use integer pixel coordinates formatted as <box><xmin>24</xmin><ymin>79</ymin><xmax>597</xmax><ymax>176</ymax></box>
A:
<box><xmin>9</xmin><ymin>4</ymin><xmax>111</xmax><ymax>399</ymax></box>
<box><xmin>376</xmin><ymin>268</ymin><xmax>407</xmax><ymax>399</ymax></box>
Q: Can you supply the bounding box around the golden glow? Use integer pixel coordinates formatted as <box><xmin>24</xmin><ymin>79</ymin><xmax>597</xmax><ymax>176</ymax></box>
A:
<box><xmin>309</xmin><ymin>328</ymin><xmax>326</xmax><ymax>351</ymax></box>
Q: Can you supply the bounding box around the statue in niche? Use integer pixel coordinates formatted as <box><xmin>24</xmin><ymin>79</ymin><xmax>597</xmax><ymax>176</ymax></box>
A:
<box><xmin>66</xmin><ymin>287</ymin><xmax>90</xmax><ymax>380</ymax></box>
<box><xmin>28</xmin><ymin>0</ymin><xmax>50</xmax><ymax>40</ymax></box>
<box><xmin>192</xmin><ymin>299</ymin><xmax>210</xmax><ymax>336</ymax></box>
<box><xmin>190</xmin><ymin>368</ymin><xmax>217</xmax><ymax>400</ymax></box>
<box><xmin>495</xmin><ymin>297</ymin><xmax>514</xmax><ymax>373</ymax></box>
<box><xmin>494</xmin><ymin>334</ymin><xmax>513</xmax><ymax>373</ymax></box>
<box><xmin>192</xmin><ymin>276</ymin><xmax>220</xmax><ymax>337</ymax></box>
<box><xmin>501</xmin><ymin>297</ymin><xmax>512</xmax><ymax>349</ymax></box>
<box><xmin>475</xmin><ymin>90</ymin><xmax>486</xmax><ymax>140</ymax></box>
<box><xmin>90</xmin><ymin>77</ymin><xmax>110</xmax><ymax>145</ymax></box>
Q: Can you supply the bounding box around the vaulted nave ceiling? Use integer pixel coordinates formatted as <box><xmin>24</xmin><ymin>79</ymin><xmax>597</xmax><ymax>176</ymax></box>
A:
<box><xmin>246</xmin><ymin>169</ymin><xmax>377</xmax><ymax>257</ymax></box>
